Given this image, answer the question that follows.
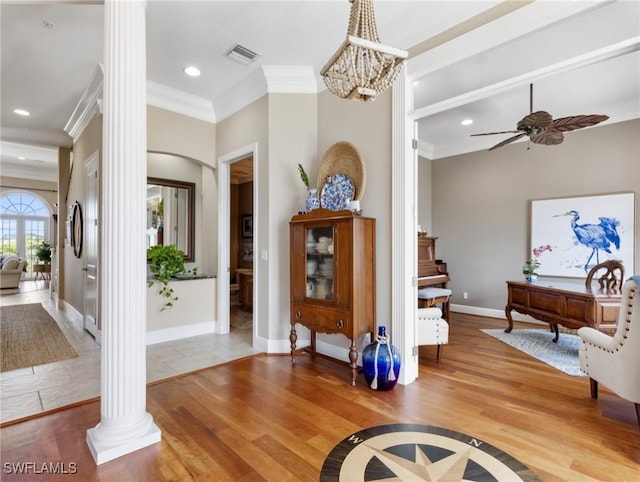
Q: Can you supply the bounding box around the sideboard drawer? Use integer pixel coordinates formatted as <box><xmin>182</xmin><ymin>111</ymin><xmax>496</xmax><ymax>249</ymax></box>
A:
<box><xmin>291</xmin><ymin>303</ymin><xmax>352</xmax><ymax>335</ymax></box>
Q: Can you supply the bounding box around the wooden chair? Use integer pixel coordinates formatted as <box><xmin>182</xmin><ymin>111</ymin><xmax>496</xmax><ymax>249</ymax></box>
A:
<box><xmin>585</xmin><ymin>259</ymin><xmax>625</xmax><ymax>290</ymax></box>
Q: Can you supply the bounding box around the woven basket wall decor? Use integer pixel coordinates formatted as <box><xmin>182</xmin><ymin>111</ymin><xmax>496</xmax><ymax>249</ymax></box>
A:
<box><xmin>316</xmin><ymin>141</ymin><xmax>366</xmax><ymax>201</ymax></box>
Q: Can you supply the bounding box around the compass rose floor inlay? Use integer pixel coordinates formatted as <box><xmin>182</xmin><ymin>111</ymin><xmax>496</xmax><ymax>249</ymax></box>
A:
<box><xmin>320</xmin><ymin>423</ymin><xmax>542</xmax><ymax>482</ymax></box>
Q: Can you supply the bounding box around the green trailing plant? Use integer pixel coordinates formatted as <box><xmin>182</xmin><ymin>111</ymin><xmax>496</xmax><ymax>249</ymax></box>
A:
<box><xmin>147</xmin><ymin>244</ymin><xmax>187</xmax><ymax>311</ymax></box>
<box><xmin>34</xmin><ymin>241</ymin><xmax>52</xmax><ymax>264</ymax></box>
<box><xmin>297</xmin><ymin>163</ymin><xmax>310</xmax><ymax>188</ymax></box>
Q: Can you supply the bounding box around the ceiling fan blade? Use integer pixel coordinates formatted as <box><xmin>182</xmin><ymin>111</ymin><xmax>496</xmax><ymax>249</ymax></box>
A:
<box><xmin>519</xmin><ymin>111</ymin><xmax>553</xmax><ymax>129</ymax></box>
<box><xmin>488</xmin><ymin>132</ymin><xmax>526</xmax><ymax>151</ymax></box>
<box><xmin>471</xmin><ymin>130</ymin><xmax>519</xmax><ymax>137</ymax></box>
<box><xmin>530</xmin><ymin>130</ymin><xmax>564</xmax><ymax>145</ymax></box>
<box><xmin>548</xmin><ymin>114</ymin><xmax>609</xmax><ymax>132</ymax></box>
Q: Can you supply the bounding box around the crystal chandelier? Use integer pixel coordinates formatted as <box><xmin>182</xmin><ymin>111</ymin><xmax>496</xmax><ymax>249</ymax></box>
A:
<box><xmin>321</xmin><ymin>0</ymin><xmax>408</xmax><ymax>102</ymax></box>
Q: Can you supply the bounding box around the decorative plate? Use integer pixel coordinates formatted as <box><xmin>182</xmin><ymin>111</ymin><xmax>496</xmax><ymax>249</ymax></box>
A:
<box><xmin>320</xmin><ymin>174</ymin><xmax>354</xmax><ymax>210</ymax></box>
<box><xmin>317</xmin><ymin>141</ymin><xmax>366</xmax><ymax>201</ymax></box>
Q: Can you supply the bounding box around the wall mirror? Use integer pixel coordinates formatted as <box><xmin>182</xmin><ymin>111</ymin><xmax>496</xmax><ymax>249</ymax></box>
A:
<box><xmin>146</xmin><ymin>177</ymin><xmax>195</xmax><ymax>261</ymax></box>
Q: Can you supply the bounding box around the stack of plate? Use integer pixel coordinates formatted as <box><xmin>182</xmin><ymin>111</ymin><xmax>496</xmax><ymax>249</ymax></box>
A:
<box><xmin>319</xmin><ymin>259</ymin><xmax>333</xmax><ymax>278</ymax></box>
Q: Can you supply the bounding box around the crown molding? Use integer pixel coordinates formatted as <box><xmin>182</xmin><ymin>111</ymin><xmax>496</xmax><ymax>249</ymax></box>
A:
<box><xmin>147</xmin><ymin>80</ymin><xmax>216</xmax><ymax>123</ymax></box>
<box><xmin>262</xmin><ymin>65</ymin><xmax>317</xmax><ymax>94</ymax></box>
<box><xmin>64</xmin><ymin>64</ymin><xmax>104</xmax><ymax>143</ymax></box>
<box><xmin>213</xmin><ymin>68</ymin><xmax>268</xmax><ymax>123</ymax></box>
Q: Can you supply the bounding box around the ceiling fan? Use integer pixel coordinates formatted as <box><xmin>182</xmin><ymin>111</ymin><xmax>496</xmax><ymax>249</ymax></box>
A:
<box><xmin>471</xmin><ymin>84</ymin><xmax>609</xmax><ymax>151</ymax></box>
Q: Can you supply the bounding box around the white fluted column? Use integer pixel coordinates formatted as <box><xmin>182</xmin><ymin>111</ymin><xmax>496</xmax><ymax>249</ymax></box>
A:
<box><xmin>87</xmin><ymin>0</ymin><xmax>161</xmax><ymax>465</ymax></box>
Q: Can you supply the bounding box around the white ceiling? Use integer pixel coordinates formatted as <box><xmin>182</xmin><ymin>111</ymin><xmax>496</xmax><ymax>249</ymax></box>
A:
<box><xmin>1</xmin><ymin>1</ymin><xmax>638</xmax><ymax>181</ymax></box>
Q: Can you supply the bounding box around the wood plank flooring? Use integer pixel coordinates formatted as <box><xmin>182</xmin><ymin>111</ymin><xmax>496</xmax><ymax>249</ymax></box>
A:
<box><xmin>1</xmin><ymin>313</ymin><xmax>639</xmax><ymax>481</ymax></box>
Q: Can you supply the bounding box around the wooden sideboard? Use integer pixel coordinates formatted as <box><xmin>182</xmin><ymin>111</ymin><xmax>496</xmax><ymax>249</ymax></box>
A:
<box><xmin>505</xmin><ymin>280</ymin><xmax>621</xmax><ymax>342</ymax></box>
<box><xmin>236</xmin><ymin>268</ymin><xmax>253</xmax><ymax>311</ymax></box>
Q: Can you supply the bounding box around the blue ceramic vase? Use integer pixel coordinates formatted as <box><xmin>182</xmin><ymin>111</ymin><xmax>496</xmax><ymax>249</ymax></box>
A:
<box><xmin>362</xmin><ymin>326</ymin><xmax>401</xmax><ymax>391</ymax></box>
<box><xmin>305</xmin><ymin>188</ymin><xmax>320</xmax><ymax>212</ymax></box>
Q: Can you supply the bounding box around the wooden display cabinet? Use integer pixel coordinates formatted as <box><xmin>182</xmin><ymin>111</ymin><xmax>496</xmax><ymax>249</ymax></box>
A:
<box><xmin>289</xmin><ymin>208</ymin><xmax>375</xmax><ymax>385</ymax></box>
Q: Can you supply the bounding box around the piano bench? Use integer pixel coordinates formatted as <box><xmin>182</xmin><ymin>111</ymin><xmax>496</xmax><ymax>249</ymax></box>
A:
<box><xmin>418</xmin><ymin>287</ymin><xmax>452</xmax><ymax>321</ymax></box>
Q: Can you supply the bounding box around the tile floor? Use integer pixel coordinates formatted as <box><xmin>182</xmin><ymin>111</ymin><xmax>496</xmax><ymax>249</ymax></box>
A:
<box><xmin>0</xmin><ymin>280</ymin><xmax>257</xmax><ymax>424</ymax></box>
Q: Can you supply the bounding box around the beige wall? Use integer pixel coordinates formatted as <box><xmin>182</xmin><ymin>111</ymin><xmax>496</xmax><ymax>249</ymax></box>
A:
<box><xmin>147</xmin><ymin>105</ymin><xmax>216</xmax><ymax>168</ymax></box>
<box><xmin>318</xmin><ymin>88</ymin><xmax>393</xmax><ymax>338</ymax></box>
<box><xmin>217</xmin><ymin>95</ymin><xmax>269</xmax><ymax>339</ymax></box>
<box><xmin>267</xmin><ymin>93</ymin><xmax>318</xmax><ymax>342</ymax></box>
<box><xmin>64</xmin><ymin>114</ymin><xmax>102</xmax><ymax>314</ymax></box>
<box><xmin>430</xmin><ymin>118</ymin><xmax>640</xmax><ymax>312</ymax></box>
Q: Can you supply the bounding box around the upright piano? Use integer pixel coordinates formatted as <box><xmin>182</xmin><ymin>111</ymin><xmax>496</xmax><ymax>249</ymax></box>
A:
<box><xmin>417</xmin><ymin>236</ymin><xmax>451</xmax><ymax>319</ymax></box>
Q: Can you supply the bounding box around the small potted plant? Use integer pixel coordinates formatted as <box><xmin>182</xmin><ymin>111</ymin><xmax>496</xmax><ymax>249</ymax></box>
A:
<box><xmin>34</xmin><ymin>241</ymin><xmax>52</xmax><ymax>264</ymax></box>
<box><xmin>522</xmin><ymin>244</ymin><xmax>552</xmax><ymax>283</ymax></box>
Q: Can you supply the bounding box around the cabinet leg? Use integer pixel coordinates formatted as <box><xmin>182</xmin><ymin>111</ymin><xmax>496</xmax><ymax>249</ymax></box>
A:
<box><xmin>289</xmin><ymin>326</ymin><xmax>297</xmax><ymax>364</ymax></box>
<box><xmin>349</xmin><ymin>342</ymin><xmax>358</xmax><ymax>387</ymax></box>
<box><xmin>551</xmin><ymin>323</ymin><xmax>559</xmax><ymax>343</ymax></box>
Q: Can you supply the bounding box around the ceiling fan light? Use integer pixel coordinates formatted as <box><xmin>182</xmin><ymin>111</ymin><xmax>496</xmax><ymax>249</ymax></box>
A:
<box><xmin>321</xmin><ymin>0</ymin><xmax>408</xmax><ymax>102</ymax></box>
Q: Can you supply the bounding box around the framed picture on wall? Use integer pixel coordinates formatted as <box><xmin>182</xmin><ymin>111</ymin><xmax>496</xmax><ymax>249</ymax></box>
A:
<box><xmin>242</xmin><ymin>241</ymin><xmax>253</xmax><ymax>262</ymax></box>
<box><xmin>241</xmin><ymin>215</ymin><xmax>253</xmax><ymax>238</ymax></box>
<box><xmin>530</xmin><ymin>192</ymin><xmax>635</xmax><ymax>277</ymax></box>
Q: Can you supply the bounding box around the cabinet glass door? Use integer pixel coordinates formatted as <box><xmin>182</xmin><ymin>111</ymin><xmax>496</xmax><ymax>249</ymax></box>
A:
<box><xmin>305</xmin><ymin>225</ymin><xmax>334</xmax><ymax>301</ymax></box>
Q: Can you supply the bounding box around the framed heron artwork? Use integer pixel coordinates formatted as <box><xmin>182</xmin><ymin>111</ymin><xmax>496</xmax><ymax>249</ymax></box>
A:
<box><xmin>530</xmin><ymin>192</ymin><xmax>635</xmax><ymax>278</ymax></box>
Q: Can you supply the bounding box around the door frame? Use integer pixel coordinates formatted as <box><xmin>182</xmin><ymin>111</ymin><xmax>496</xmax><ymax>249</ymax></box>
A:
<box><xmin>83</xmin><ymin>150</ymin><xmax>101</xmax><ymax>343</ymax></box>
<box><xmin>217</xmin><ymin>143</ymin><xmax>258</xmax><ymax>344</ymax></box>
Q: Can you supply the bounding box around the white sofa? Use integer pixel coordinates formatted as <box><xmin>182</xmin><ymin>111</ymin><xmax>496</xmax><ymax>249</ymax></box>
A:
<box><xmin>0</xmin><ymin>256</ymin><xmax>28</xmax><ymax>293</ymax></box>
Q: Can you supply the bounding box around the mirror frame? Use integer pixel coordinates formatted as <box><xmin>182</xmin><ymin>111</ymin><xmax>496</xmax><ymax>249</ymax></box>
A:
<box><xmin>147</xmin><ymin>177</ymin><xmax>195</xmax><ymax>262</ymax></box>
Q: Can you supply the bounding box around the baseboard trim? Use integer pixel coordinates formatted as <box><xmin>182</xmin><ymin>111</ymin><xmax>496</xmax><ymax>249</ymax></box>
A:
<box><xmin>146</xmin><ymin>321</ymin><xmax>217</xmax><ymax>345</ymax></box>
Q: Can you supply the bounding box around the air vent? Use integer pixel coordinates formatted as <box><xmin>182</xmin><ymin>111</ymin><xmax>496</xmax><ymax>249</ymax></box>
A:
<box><xmin>225</xmin><ymin>43</ymin><xmax>259</xmax><ymax>65</ymax></box>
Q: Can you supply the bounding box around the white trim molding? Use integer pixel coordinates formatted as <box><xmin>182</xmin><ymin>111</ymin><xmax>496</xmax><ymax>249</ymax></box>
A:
<box><xmin>64</xmin><ymin>64</ymin><xmax>104</xmax><ymax>143</ymax></box>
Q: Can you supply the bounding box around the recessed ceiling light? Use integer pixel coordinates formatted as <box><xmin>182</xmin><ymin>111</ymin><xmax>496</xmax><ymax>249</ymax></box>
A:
<box><xmin>461</xmin><ymin>119</ymin><xmax>473</xmax><ymax>126</ymax></box>
<box><xmin>183</xmin><ymin>66</ymin><xmax>201</xmax><ymax>77</ymax></box>
<box><xmin>14</xmin><ymin>109</ymin><xmax>31</xmax><ymax>116</ymax></box>
<box><xmin>18</xmin><ymin>156</ymin><xmax>26</xmax><ymax>160</ymax></box>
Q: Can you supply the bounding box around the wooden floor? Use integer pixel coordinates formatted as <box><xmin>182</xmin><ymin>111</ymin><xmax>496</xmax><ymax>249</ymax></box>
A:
<box><xmin>1</xmin><ymin>313</ymin><xmax>639</xmax><ymax>481</ymax></box>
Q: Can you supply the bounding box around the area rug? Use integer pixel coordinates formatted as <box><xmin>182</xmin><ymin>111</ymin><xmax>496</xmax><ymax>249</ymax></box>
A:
<box><xmin>0</xmin><ymin>303</ymin><xmax>78</xmax><ymax>372</ymax></box>
<box><xmin>321</xmin><ymin>423</ymin><xmax>541</xmax><ymax>481</ymax></box>
<box><xmin>230</xmin><ymin>308</ymin><xmax>253</xmax><ymax>330</ymax></box>
<box><xmin>480</xmin><ymin>328</ymin><xmax>584</xmax><ymax>377</ymax></box>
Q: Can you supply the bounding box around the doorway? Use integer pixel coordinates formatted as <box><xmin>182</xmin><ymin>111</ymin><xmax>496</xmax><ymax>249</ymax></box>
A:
<box><xmin>217</xmin><ymin>143</ymin><xmax>259</xmax><ymax>349</ymax></box>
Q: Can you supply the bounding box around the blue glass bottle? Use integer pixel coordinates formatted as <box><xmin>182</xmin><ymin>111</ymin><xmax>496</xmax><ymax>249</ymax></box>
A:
<box><xmin>362</xmin><ymin>326</ymin><xmax>401</xmax><ymax>391</ymax></box>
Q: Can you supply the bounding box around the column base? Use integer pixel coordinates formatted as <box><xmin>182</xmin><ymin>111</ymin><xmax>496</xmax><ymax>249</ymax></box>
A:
<box><xmin>87</xmin><ymin>421</ymin><xmax>161</xmax><ymax>465</ymax></box>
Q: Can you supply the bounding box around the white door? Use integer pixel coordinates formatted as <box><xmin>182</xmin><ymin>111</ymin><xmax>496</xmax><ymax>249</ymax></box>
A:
<box><xmin>84</xmin><ymin>152</ymin><xmax>100</xmax><ymax>342</ymax></box>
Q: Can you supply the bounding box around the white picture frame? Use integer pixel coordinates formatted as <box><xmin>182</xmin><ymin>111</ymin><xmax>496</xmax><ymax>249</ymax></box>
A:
<box><xmin>530</xmin><ymin>192</ymin><xmax>635</xmax><ymax>278</ymax></box>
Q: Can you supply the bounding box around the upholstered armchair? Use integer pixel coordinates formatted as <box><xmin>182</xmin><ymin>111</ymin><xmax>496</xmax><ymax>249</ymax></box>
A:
<box><xmin>578</xmin><ymin>277</ymin><xmax>640</xmax><ymax>426</ymax></box>
<box><xmin>417</xmin><ymin>307</ymin><xmax>449</xmax><ymax>361</ymax></box>
<box><xmin>0</xmin><ymin>256</ymin><xmax>27</xmax><ymax>293</ymax></box>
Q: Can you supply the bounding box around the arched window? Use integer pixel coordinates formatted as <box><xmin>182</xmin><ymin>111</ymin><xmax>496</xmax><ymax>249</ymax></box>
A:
<box><xmin>0</xmin><ymin>192</ymin><xmax>51</xmax><ymax>278</ymax></box>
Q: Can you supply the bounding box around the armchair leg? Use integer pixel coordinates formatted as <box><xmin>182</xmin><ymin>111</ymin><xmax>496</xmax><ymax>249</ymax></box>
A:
<box><xmin>436</xmin><ymin>344</ymin><xmax>443</xmax><ymax>361</ymax></box>
<box><xmin>589</xmin><ymin>378</ymin><xmax>598</xmax><ymax>399</ymax></box>
<box><xmin>635</xmin><ymin>403</ymin><xmax>640</xmax><ymax>428</ymax></box>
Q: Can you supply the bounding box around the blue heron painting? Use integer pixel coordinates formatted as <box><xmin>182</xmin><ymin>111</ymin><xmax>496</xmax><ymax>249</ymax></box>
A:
<box><xmin>555</xmin><ymin>210</ymin><xmax>621</xmax><ymax>271</ymax></box>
